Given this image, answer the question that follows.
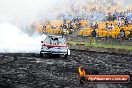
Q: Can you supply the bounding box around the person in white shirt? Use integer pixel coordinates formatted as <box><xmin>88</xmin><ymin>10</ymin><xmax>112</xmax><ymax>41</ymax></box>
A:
<box><xmin>110</xmin><ymin>24</ymin><xmax>114</xmax><ymax>30</ymax></box>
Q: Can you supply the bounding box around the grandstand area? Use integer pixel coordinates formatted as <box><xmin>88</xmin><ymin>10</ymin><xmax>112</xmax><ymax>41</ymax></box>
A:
<box><xmin>33</xmin><ymin>10</ymin><xmax>132</xmax><ymax>40</ymax></box>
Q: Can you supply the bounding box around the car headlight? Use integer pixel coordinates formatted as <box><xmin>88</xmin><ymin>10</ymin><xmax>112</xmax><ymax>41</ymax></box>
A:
<box><xmin>42</xmin><ymin>46</ymin><xmax>48</xmax><ymax>49</ymax></box>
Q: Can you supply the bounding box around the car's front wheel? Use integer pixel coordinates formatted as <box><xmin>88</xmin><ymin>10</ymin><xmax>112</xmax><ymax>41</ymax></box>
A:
<box><xmin>40</xmin><ymin>52</ymin><xmax>43</xmax><ymax>57</ymax></box>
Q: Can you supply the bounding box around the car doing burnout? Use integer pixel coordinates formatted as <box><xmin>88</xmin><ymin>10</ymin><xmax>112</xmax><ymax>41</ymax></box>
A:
<box><xmin>40</xmin><ymin>35</ymin><xmax>70</xmax><ymax>58</ymax></box>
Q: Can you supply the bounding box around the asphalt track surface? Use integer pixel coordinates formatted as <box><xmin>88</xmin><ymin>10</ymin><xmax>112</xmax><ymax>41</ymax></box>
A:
<box><xmin>0</xmin><ymin>50</ymin><xmax>132</xmax><ymax>88</ymax></box>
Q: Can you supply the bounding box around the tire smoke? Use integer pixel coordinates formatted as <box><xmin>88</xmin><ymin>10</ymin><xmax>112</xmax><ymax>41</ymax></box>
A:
<box><xmin>0</xmin><ymin>23</ymin><xmax>46</xmax><ymax>53</ymax></box>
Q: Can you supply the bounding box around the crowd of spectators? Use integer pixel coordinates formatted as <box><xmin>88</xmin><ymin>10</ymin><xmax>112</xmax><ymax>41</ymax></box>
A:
<box><xmin>106</xmin><ymin>10</ymin><xmax>132</xmax><ymax>27</ymax></box>
<box><xmin>31</xmin><ymin>9</ymin><xmax>132</xmax><ymax>40</ymax></box>
<box><xmin>89</xmin><ymin>10</ymin><xmax>132</xmax><ymax>39</ymax></box>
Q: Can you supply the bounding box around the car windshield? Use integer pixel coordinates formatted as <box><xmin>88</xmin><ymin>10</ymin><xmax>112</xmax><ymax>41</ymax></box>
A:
<box><xmin>44</xmin><ymin>36</ymin><xmax>66</xmax><ymax>44</ymax></box>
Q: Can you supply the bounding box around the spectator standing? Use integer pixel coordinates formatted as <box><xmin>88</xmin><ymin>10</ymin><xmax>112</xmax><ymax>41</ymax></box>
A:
<box><xmin>117</xmin><ymin>29</ymin><xmax>125</xmax><ymax>39</ymax></box>
<box><xmin>94</xmin><ymin>22</ymin><xmax>99</xmax><ymax>29</ymax></box>
<box><xmin>117</xmin><ymin>17</ymin><xmax>123</xmax><ymax>27</ymax></box>
<box><xmin>105</xmin><ymin>23</ymin><xmax>109</xmax><ymax>30</ymax></box>
<box><xmin>123</xmin><ymin>12</ymin><xmax>127</xmax><ymax>19</ymax></box>
<box><xmin>90</xmin><ymin>28</ymin><xmax>97</xmax><ymax>45</ymax></box>
<box><xmin>109</xmin><ymin>24</ymin><xmax>114</xmax><ymax>30</ymax></box>
<box><xmin>124</xmin><ymin>17</ymin><xmax>128</xmax><ymax>26</ymax></box>
<box><xmin>107</xmin><ymin>12</ymin><xmax>113</xmax><ymax>21</ymax></box>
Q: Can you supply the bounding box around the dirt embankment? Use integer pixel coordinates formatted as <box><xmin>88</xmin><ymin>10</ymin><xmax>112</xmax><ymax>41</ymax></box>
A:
<box><xmin>68</xmin><ymin>45</ymin><xmax>132</xmax><ymax>56</ymax></box>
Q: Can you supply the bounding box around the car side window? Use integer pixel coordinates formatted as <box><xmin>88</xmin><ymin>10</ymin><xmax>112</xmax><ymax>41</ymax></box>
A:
<box><xmin>58</xmin><ymin>38</ymin><xmax>66</xmax><ymax>44</ymax></box>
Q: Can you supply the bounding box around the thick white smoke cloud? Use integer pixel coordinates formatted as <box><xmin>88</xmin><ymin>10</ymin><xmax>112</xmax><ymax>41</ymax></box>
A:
<box><xmin>0</xmin><ymin>0</ymin><xmax>58</xmax><ymax>53</ymax></box>
<box><xmin>0</xmin><ymin>0</ymin><xmax>59</xmax><ymax>25</ymax></box>
<box><xmin>0</xmin><ymin>23</ymin><xmax>46</xmax><ymax>53</ymax></box>
<box><xmin>0</xmin><ymin>0</ymin><xmax>73</xmax><ymax>53</ymax></box>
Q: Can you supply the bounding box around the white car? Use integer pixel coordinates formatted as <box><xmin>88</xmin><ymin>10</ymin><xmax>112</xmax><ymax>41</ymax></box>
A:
<box><xmin>40</xmin><ymin>35</ymin><xmax>70</xmax><ymax>58</ymax></box>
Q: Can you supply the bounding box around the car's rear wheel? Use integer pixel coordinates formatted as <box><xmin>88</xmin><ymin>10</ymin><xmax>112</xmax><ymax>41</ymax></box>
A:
<box><xmin>40</xmin><ymin>52</ymin><xmax>43</xmax><ymax>57</ymax></box>
<box><xmin>64</xmin><ymin>54</ymin><xmax>68</xmax><ymax>59</ymax></box>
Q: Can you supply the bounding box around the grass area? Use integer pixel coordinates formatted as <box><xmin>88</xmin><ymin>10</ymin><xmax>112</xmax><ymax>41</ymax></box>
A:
<box><xmin>68</xmin><ymin>41</ymin><xmax>132</xmax><ymax>50</ymax></box>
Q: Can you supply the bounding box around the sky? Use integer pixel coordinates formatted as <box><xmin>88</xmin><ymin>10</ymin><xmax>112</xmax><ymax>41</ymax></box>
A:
<box><xmin>0</xmin><ymin>0</ymin><xmax>59</xmax><ymax>24</ymax></box>
<box><xmin>125</xmin><ymin>0</ymin><xmax>132</xmax><ymax>5</ymax></box>
<box><xmin>0</xmin><ymin>0</ymin><xmax>131</xmax><ymax>25</ymax></box>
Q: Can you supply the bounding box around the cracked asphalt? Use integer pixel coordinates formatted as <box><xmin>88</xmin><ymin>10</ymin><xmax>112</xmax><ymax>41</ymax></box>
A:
<box><xmin>0</xmin><ymin>50</ymin><xmax>132</xmax><ymax>88</ymax></box>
